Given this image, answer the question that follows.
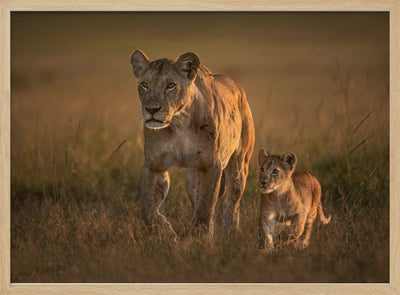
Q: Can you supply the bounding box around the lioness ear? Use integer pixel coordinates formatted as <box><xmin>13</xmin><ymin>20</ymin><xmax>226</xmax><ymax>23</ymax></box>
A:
<box><xmin>130</xmin><ymin>49</ymin><xmax>150</xmax><ymax>78</ymax></box>
<box><xmin>259</xmin><ymin>148</ymin><xmax>269</xmax><ymax>166</ymax></box>
<box><xmin>175</xmin><ymin>52</ymin><xmax>200</xmax><ymax>81</ymax></box>
<box><xmin>283</xmin><ymin>152</ymin><xmax>297</xmax><ymax>172</ymax></box>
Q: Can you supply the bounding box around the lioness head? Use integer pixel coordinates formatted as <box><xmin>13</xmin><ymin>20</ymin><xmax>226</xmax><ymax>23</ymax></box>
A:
<box><xmin>258</xmin><ymin>149</ymin><xmax>297</xmax><ymax>194</ymax></box>
<box><xmin>130</xmin><ymin>50</ymin><xmax>200</xmax><ymax>130</ymax></box>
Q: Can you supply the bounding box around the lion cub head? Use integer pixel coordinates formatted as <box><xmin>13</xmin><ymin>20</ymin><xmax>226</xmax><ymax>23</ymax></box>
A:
<box><xmin>130</xmin><ymin>50</ymin><xmax>200</xmax><ymax>130</ymax></box>
<box><xmin>258</xmin><ymin>149</ymin><xmax>297</xmax><ymax>194</ymax></box>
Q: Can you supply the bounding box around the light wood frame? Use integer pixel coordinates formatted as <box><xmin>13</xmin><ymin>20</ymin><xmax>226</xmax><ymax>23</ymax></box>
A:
<box><xmin>1</xmin><ymin>1</ymin><xmax>399</xmax><ymax>294</ymax></box>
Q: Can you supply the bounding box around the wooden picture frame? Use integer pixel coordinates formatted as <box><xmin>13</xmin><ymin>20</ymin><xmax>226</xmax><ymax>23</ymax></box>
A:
<box><xmin>1</xmin><ymin>1</ymin><xmax>399</xmax><ymax>294</ymax></box>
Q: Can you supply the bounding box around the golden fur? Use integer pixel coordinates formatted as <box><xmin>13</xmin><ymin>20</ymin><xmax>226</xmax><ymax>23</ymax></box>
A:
<box><xmin>130</xmin><ymin>50</ymin><xmax>255</xmax><ymax>240</ymax></box>
<box><xmin>258</xmin><ymin>149</ymin><xmax>331</xmax><ymax>250</ymax></box>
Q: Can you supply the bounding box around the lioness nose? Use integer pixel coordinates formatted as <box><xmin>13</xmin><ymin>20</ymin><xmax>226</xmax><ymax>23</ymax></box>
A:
<box><xmin>145</xmin><ymin>106</ymin><xmax>161</xmax><ymax>115</ymax></box>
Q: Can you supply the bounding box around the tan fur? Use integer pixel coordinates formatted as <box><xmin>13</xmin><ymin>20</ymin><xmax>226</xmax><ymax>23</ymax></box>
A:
<box><xmin>130</xmin><ymin>50</ymin><xmax>255</xmax><ymax>240</ymax></box>
<box><xmin>258</xmin><ymin>149</ymin><xmax>331</xmax><ymax>250</ymax></box>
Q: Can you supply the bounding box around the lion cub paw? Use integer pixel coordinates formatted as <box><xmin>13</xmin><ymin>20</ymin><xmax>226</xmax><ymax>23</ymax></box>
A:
<box><xmin>258</xmin><ymin>244</ymin><xmax>275</xmax><ymax>254</ymax></box>
<box><xmin>294</xmin><ymin>240</ymin><xmax>309</xmax><ymax>250</ymax></box>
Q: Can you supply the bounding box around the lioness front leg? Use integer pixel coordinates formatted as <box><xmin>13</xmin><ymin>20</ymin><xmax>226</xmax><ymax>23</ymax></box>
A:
<box><xmin>191</xmin><ymin>164</ymin><xmax>223</xmax><ymax>240</ymax></box>
<box><xmin>185</xmin><ymin>168</ymin><xmax>197</xmax><ymax>209</ymax></box>
<box><xmin>141</xmin><ymin>167</ymin><xmax>177</xmax><ymax>241</ymax></box>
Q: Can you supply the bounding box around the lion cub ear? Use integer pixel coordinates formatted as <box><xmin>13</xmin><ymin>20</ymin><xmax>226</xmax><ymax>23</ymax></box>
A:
<box><xmin>175</xmin><ymin>52</ymin><xmax>200</xmax><ymax>81</ymax></box>
<box><xmin>130</xmin><ymin>49</ymin><xmax>150</xmax><ymax>78</ymax></box>
<box><xmin>258</xmin><ymin>148</ymin><xmax>269</xmax><ymax>166</ymax></box>
<box><xmin>283</xmin><ymin>152</ymin><xmax>297</xmax><ymax>173</ymax></box>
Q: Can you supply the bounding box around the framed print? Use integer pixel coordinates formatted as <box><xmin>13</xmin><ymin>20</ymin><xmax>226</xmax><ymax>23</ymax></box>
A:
<box><xmin>1</xmin><ymin>1</ymin><xmax>399</xmax><ymax>294</ymax></box>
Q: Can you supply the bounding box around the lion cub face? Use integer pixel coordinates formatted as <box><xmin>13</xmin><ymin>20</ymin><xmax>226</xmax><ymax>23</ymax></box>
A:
<box><xmin>258</xmin><ymin>149</ymin><xmax>297</xmax><ymax>194</ymax></box>
<box><xmin>130</xmin><ymin>50</ymin><xmax>200</xmax><ymax>130</ymax></box>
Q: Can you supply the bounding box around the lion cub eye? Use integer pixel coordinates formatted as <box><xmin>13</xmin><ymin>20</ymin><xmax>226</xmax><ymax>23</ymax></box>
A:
<box><xmin>166</xmin><ymin>82</ymin><xmax>176</xmax><ymax>90</ymax></box>
<box><xmin>260</xmin><ymin>167</ymin><xmax>264</xmax><ymax>173</ymax></box>
<box><xmin>140</xmin><ymin>82</ymin><xmax>148</xmax><ymax>90</ymax></box>
<box><xmin>272</xmin><ymin>169</ymin><xmax>279</xmax><ymax>175</ymax></box>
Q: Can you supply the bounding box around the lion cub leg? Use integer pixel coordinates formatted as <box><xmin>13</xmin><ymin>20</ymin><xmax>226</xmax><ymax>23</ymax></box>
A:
<box><xmin>281</xmin><ymin>213</ymin><xmax>307</xmax><ymax>244</ymax></box>
<box><xmin>298</xmin><ymin>180</ymin><xmax>329</xmax><ymax>248</ymax></box>
<box><xmin>141</xmin><ymin>168</ymin><xmax>177</xmax><ymax>241</ymax></box>
<box><xmin>258</xmin><ymin>211</ymin><xmax>276</xmax><ymax>251</ymax></box>
<box><xmin>298</xmin><ymin>210</ymin><xmax>317</xmax><ymax>248</ymax></box>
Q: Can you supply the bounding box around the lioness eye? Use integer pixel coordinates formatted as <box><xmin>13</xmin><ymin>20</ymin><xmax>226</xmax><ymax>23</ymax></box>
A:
<box><xmin>272</xmin><ymin>169</ymin><xmax>279</xmax><ymax>175</ymax></box>
<box><xmin>140</xmin><ymin>82</ymin><xmax>148</xmax><ymax>89</ymax></box>
<box><xmin>166</xmin><ymin>82</ymin><xmax>176</xmax><ymax>89</ymax></box>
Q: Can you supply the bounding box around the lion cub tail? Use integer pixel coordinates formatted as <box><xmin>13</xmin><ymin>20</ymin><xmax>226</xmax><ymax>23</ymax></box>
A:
<box><xmin>318</xmin><ymin>203</ymin><xmax>331</xmax><ymax>225</ymax></box>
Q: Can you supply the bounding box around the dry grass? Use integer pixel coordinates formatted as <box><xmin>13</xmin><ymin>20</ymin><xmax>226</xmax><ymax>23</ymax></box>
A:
<box><xmin>11</xmin><ymin>12</ymin><xmax>389</xmax><ymax>282</ymax></box>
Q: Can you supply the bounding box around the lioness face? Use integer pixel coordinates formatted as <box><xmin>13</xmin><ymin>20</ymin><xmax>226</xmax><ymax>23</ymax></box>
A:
<box><xmin>258</xmin><ymin>149</ymin><xmax>297</xmax><ymax>194</ymax></box>
<box><xmin>136</xmin><ymin>66</ymin><xmax>187</xmax><ymax>130</ymax></box>
<box><xmin>130</xmin><ymin>50</ymin><xmax>200</xmax><ymax>130</ymax></box>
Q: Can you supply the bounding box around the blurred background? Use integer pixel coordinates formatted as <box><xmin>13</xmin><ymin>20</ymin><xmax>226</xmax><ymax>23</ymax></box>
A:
<box><xmin>11</xmin><ymin>12</ymin><xmax>389</xmax><ymax>283</ymax></box>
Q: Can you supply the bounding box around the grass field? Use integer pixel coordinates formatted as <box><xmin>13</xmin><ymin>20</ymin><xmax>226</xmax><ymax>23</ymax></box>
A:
<box><xmin>11</xmin><ymin>12</ymin><xmax>389</xmax><ymax>282</ymax></box>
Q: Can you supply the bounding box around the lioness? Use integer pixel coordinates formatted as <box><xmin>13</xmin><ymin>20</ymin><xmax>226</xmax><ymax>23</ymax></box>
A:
<box><xmin>130</xmin><ymin>50</ymin><xmax>255</xmax><ymax>240</ymax></box>
<box><xmin>258</xmin><ymin>149</ymin><xmax>331</xmax><ymax>250</ymax></box>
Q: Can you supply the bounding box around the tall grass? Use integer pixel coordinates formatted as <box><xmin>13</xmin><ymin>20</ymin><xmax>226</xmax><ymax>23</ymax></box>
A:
<box><xmin>11</xmin><ymin>12</ymin><xmax>389</xmax><ymax>282</ymax></box>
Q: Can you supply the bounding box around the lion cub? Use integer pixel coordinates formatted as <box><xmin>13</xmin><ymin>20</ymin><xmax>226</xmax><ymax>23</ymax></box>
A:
<box><xmin>258</xmin><ymin>149</ymin><xmax>331</xmax><ymax>251</ymax></box>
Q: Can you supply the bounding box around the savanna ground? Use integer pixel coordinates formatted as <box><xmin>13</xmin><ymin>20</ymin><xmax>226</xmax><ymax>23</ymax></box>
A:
<box><xmin>11</xmin><ymin>12</ymin><xmax>389</xmax><ymax>283</ymax></box>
